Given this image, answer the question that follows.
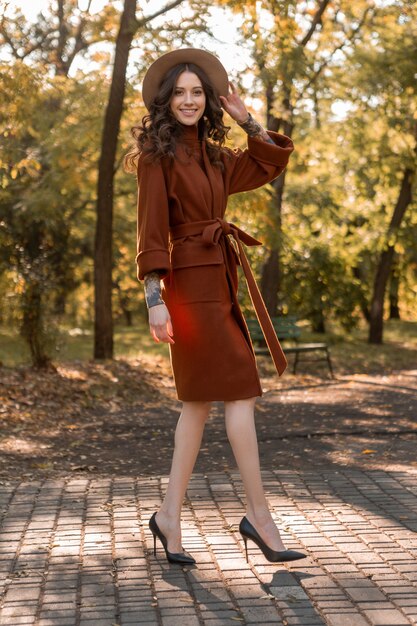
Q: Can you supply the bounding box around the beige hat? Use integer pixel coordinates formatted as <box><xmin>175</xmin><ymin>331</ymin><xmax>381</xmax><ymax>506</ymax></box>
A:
<box><xmin>142</xmin><ymin>48</ymin><xmax>229</xmax><ymax>110</ymax></box>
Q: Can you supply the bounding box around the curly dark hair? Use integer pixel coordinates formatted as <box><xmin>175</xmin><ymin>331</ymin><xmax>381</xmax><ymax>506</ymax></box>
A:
<box><xmin>124</xmin><ymin>62</ymin><xmax>231</xmax><ymax>173</ymax></box>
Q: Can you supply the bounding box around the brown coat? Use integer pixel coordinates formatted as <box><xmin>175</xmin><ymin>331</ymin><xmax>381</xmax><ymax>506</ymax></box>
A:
<box><xmin>136</xmin><ymin>124</ymin><xmax>294</xmax><ymax>401</ymax></box>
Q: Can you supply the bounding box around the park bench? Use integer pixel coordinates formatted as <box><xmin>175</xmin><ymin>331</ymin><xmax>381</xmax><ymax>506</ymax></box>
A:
<box><xmin>246</xmin><ymin>315</ymin><xmax>334</xmax><ymax>378</ymax></box>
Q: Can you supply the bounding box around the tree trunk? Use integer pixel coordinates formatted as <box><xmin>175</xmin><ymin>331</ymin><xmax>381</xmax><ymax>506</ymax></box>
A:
<box><xmin>388</xmin><ymin>257</ymin><xmax>401</xmax><ymax>319</ymax></box>
<box><xmin>260</xmin><ymin>248</ymin><xmax>280</xmax><ymax>315</ymax></box>
<box><xmin>260</xmin><ymin>86</ymin><xmax>293</xmax><ymax>316</ymax></box>
<box><xmin>115</xmin><ymin>281</ymin><xmax>133</xmax><ymax>326</ymax></box>
<box><xmin>21</xmin><ymin>282</ymin><xmax>51</xmax><ymax>369</ymax></box>
<box><xmin>352</xmin><ymin>266</ymin><xmax>370</xmax><ymax>322</ymax></box>
<box><xmin>312</xmin><ymin>312</ymin><xmax>326</xmax><ymax>334</ymax></box>
<box><xmin>54</xmin><ymin>291</ymin><xmax>67</xmax><ymax>316</ymax></box>
<box><xmin>368</xmin><ymin>168</ymin><xmax>413</xmax><ymax>344</ymax></box>
<box><xmin>94</xmin><ymin>0</ymin><xmax>137</xmax><ymax>359</ymax></box>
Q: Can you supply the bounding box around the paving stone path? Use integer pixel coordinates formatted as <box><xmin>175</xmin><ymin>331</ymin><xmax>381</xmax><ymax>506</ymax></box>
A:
<box><xmin>1</xmin><ymin>467</ymin><xmax>417</xmax><ymax>625</ymax></box>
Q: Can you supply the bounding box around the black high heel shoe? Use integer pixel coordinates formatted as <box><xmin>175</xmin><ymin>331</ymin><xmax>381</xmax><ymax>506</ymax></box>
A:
<box><xmin>239</xmin><ymin>516</ymin><xmax>306</xmax><ymax>563</ymax></box>
<box><xmin>148</xmin><ymin>512</ymin><xmax>196</xmax><ymax>565</ymax></box>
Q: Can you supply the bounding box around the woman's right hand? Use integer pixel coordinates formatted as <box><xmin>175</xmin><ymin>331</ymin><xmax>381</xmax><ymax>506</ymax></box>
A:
<box><xmin>148</xmin><ymin>303</ymin><xmax>175</xmax><ymax>344</ymax></box>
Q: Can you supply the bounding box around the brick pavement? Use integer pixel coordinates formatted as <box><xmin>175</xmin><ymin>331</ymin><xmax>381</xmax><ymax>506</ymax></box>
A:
<box><xmin>1</xmin><ymin>468</ymin><xmax>417</xmax><ymax>626</ymax></box>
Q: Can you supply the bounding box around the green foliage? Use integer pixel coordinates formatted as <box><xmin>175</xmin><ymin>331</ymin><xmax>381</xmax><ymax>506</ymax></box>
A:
<box><xmin>284</xmin><ymin>243</ymin><xmax>362</xmax><ymax>332</ymax></box>
<box><xmin>0</xmin><ymin>60</ymin><xmax>107</xmax><ymax>364</ymax></box>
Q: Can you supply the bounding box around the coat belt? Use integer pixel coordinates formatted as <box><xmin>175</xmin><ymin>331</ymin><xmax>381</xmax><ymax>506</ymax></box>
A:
<box><xmin>170</xmin><ymin>218</ymin><xmax>288</xmax><ymax>377</ymax></box>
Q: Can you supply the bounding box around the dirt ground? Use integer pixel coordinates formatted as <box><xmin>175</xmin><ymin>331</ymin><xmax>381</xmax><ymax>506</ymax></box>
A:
<box><xmin>1</xmin><ymin>354</ymin><xmax>416</xmax><ymax>481</ymax></box>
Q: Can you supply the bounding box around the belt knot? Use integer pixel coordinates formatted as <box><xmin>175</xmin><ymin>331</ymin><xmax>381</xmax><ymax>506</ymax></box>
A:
<box><xmin>201</xmin><ymin>218</ymin><xmax>261</xmax><ymax>248</ymax></box>
<box><xmin>202</xmin><ymin>218</ymin><xmax>231</xmax><ymax>245</ymax></box>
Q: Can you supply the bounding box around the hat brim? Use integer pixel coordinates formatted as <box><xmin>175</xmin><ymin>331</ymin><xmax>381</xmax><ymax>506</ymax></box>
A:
<box><xmin>142</xmin><ymin>48</ymin><xmax>229</xmax><ymax>111</ymax></box>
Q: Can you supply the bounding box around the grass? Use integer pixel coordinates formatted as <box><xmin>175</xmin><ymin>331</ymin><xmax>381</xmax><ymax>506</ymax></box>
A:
<box><xmin>306</xmin><ymin>319</ymin><xmax>417</xmax><ymax>375</ymax></box>
<box><xmin>0</xmin><ymin>317</ymin><xmax>416</xmax><ymax>376</ymax></box>
<box><xmin>0</xmin><ymin>318</ymin><xmax>169</xmax><ymax>367</ymax></box>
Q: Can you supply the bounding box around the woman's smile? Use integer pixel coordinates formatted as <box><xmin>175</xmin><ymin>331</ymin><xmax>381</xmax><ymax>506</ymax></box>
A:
<box><xmin>170</xmin><ymin>71</ymin><xmax>206</xmax><ymax>125</ymax></box>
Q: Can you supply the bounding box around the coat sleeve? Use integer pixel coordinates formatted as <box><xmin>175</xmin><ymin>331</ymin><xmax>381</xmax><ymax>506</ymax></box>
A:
<box><xmin>135</xmin><ymin>154</ymin><xmax>171</xmax><ymax>282</ymax></box>
<box><xmin>224</xmin><ymin>131</ymin><xmax>294</xmax><ymax>195</ymax></box>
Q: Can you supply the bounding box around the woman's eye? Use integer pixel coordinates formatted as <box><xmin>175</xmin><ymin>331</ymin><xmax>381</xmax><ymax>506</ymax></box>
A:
<box><xmin>173</xmin><ymin>88</ymin><xmax>203</xmax><ymax>96</ymax></box>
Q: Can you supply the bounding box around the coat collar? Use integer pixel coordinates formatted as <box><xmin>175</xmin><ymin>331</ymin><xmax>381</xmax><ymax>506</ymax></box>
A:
<box><xmin>178</xmin><ymin>123</ymin><xmax>200</xmax><ymax>143</ymax></box>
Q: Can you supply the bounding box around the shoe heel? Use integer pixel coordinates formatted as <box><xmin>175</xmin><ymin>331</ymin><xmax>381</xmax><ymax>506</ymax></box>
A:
<box><xmin>239</xmin><ymin>516</ymin><xmax>306</xmax><ymax>563</ymax></box>
<box><xmin>148</xmin><ymin>511</ymin><xmax>196</xmax><ymax>565</ymax></box>
<box><xmin>242</xmin><ymin>535</ymin><xmax>248</xmax><ymax>563</ymax></box>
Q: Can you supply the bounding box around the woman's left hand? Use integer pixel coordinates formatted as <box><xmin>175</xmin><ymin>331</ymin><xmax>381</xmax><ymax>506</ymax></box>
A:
<box><xmin>219</xmin><ymin>81</ymin><xmax>249</xmax><ymax>124</ymax></box>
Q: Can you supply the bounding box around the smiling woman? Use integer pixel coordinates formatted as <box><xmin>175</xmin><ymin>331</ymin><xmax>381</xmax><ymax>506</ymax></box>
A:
<box><xmin>124</xmin><ymin>47</ymin><xmax>306</xmax><ymax>568</ymax></box>
<box><xmin>125</xmin><ymin>56</ymin><xmax>230</xmax><ymax>166</ymax></box>
<box><xmin>169</xmin><ymin>71</ymin><xmax>206</xmax><ymax>125</ymax></box>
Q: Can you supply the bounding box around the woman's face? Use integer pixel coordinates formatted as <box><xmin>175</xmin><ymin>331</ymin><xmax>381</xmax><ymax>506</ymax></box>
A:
<box><xmin>170</xmin><ymin>71</ymin><xmax>206</xmax><ymax>126</ymax></box>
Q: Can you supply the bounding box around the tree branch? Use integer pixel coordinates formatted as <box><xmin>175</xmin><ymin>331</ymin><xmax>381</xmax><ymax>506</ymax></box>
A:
<box><xmin>0</xmin><ymin>14</ymin><xmax>22</xmax><ymax>58</ymax></box>
<box><xmin>77</xmin><ymin>0</ymin><xmax>93</xmax><ymax>12</ymax></box>
<box><xmin>22</xmin><ymin>29</ymin><xmax>56</xmax><ymax>59</ymax></box>
<box><xmin>297</xmin><ymin>5</ymin><xmax>373</xmax><ymax>101</ymax></box>
<box><xmin>56</xmin><ymin>0</ymin><xmax>66</xmax><ymax>72</ymax></box>
<box><xmin>299</xmin><ymin>0</ymin><xmax>331</xmax><ymax>47</ymax></box>
<box><xmin>55</xmin><ymin>0</ymin><xmax>96</xmax><ymax>75</ymax></box>
<box><xmin>135</xmin><ymin>0</ymin><xmax>186</xmax><ymax>29</ymax></box>
<box><xmin>65</xmin><ymin>16</ymin><xmax>89</xmax><ymax>73</ymax></box>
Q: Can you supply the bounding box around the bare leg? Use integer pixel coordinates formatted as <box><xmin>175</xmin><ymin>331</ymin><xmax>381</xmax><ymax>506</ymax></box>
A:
<box><xmin>224</xmin><ymin>397</ymin><xmax>286</xmax><ymax>551</ymax></box>
<box><xmin>155</xmin><ymin>400</ymin><xmax>211</xmax><ymax>552</ymax></box>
